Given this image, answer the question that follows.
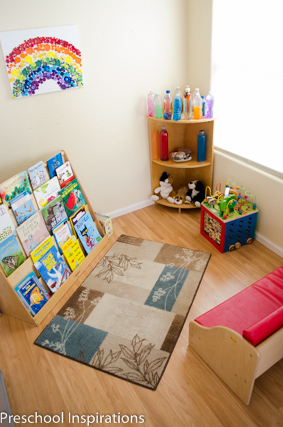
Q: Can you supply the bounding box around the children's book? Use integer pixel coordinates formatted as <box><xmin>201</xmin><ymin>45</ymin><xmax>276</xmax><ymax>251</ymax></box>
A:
<box><xmin>34</xmin><ymin>177</ymin><xmax>61</xmax><ymax>210</ymax></box>
<box><xmin>41</xmin><ymin>196</ymin><xmax>68</xmax><ymax>234</ymax></box>
<box><xmin>53</xmin><ymin>221</ymin><xmax>72</xmax><ymax>254</ymax></box>
<box><xmin>15</xmin><ymin>272</ymin><xmax>50</xmax><ymax>316</ymax></box>
<box><xmin>17</xmin><ymin>210</ymin><xmax>49</xmax><ymax>257</ymax></box>
<box><xmin>69</xmin><ymin>205</ymin><xmax>87</xmax><ymax>234</ymax></box>
<box><xmin>74</xmin><ymin>212</ymin><xmax>102</xmax><ymax>254</ymax></box>
<box><xmin>56</xmin><ymin>161</ymin><xmax>74</xmax><ymax>188</ymax></box>
<box><xmin>10</xmin><ymin>190</ymin><xmax>36</xmax><ymax>225</ymax></box>
<box><xmin>47</xmin><ymin>153</ymin><xmax>64</xmax><ymax>178</ymax></box>
<box><xmin>59</xmin><ymin>178</ymin><xmax>86</xmax><ymax>218</ymax></box>
<box><xmin>0</xmin><ymin>235</ymin><xmax>25</xmax><ymax>277</ymax></box>
<box><xmin>61</xmin><ymin>235</ymin><xmax>85</xmax><ymax>271</ymax></box>
<box><xmin>0</xmin><ymin>171</ymin><xmax>31</xmax><ymax>206</ymax></box>
<box><xmin>28</xmin><ymin>161</ymin><xmax>48</xmax><ymax>190</ymax></box>
<box><xmin>31</xmin><ymin>236</ymin><xmax>71</xmax><ymax>293</ymax></box>
<box><xmin>96</xmin><ymin>212</ymin><xmax>113</xmax><ymax>236</ymax></box>
<box><xmin>0</xmin><ymin>204</ymin><xmax>16</xmax><ymax>244</ymax></box>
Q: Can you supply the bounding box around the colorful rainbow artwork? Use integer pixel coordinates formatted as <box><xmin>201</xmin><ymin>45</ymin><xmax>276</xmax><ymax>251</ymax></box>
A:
<box><xmin>0</xmin><ymin>25</ymin><xmax>83</xmax><ymax>98</ymax></box>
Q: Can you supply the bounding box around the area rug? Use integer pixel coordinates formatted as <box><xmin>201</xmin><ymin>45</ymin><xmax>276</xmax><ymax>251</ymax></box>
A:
<box><xmin>35</xmin><ymin>235</ymin><xmax>211</xmax><ymax>390</ymax></box>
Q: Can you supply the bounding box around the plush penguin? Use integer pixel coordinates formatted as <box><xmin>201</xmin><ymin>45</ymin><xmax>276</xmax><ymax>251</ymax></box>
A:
<box><xmin>151</xmin><ymin>172</ymin><xmax>176</xmax><ymax>202</ymax></box>
<box><xmin>185</xmin><ymin>180</ymin><xmax>205</xmax><ymax>207</ymax></box>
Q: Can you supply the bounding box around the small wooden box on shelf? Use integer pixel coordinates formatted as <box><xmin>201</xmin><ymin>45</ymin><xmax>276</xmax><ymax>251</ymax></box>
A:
<box><xmin>148</xmin><ymin>116</ymin><xmax>214</xmax><ymax>213</ymax></box>
<box><xmin>0</xmin><ymin>150</ymin><xmax>109</xmax><ymax>326</ymax></box>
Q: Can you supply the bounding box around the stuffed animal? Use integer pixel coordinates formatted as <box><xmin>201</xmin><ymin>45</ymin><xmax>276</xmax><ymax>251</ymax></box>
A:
<box><xmin>185</xmin><ymin>180</ymin><xmax>205</xmax><ymax>207</ymax></box>
<box><xmin>169</xmin><ymin>185</ymin><xmax>188</xmax><ymax>205</ymax></box>
<box><xmin>151</xmin><ymin>172</ymin><xmax>176</xmax><ymax>202</ymax></box>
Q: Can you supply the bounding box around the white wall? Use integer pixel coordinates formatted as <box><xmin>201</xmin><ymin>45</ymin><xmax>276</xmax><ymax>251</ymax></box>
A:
<box><xmin>0</xmin><ymin>0</ymin><xmax>188</xmax><ymax>214</ymax></box>
<box><xmin>187</xmin><ymin>0</ymin><xmax>283</xmax><ymax>257</ymax></box>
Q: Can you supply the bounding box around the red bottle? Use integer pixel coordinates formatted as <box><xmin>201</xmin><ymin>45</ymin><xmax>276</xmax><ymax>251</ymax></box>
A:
<box><xmin>160</xmin><ymin>126</ymin><xmax>169</xmax><ymax>161</ymax></box>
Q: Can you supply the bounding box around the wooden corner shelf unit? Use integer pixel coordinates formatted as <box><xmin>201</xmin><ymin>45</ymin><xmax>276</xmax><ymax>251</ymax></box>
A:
<box><xmin>148</xmin><ymin>116</ymin><xmax>214</xmax><ymax>212</ymax></box>
<box><xmin>0</xmin><ymin>150</ymin><xmax>109</xmax><ymax>326</ymax></box>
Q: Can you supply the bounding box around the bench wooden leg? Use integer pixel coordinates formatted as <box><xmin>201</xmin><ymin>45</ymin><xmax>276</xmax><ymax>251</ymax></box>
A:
<box><xmin>189</xmin><ymin>321</ymin><xmax>260</xmax><ymax>405</ymax></box>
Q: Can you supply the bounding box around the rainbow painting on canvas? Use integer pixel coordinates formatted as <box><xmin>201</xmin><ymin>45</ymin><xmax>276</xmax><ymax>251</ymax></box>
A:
<box><xmin>0</xmin><ymin>25</ymin><xmax>83</xmax><ymax>98</ymax></box>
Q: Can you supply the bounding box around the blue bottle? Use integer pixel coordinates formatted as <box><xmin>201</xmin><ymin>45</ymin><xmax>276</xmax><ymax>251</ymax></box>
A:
<box><xmin>197</xmin><ymin>130</ymin><xmax>206</xmax><ymax>162</ymax></box>
<box><xmin>173</xmin><ymin>92</ymin><xmax>182</xmax><ymax>121</ymax></box>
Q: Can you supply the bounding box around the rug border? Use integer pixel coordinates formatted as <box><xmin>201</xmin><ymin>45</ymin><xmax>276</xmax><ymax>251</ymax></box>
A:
<box><xmin>34</xmin><ymin>234</ymin><xmax>211</xmax><ymax>391</ymax></box>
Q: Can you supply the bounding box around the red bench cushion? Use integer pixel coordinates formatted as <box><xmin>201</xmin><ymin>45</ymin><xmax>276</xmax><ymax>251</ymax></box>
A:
<box><xmin>195</xmin><ymin>266</ymin><xmax>283</xmax><ymax>345</ymax></box>
<box><xmin>243</xmin><ymin>305</ymin><xmax>283</xmax><ymax>346</ymax></box>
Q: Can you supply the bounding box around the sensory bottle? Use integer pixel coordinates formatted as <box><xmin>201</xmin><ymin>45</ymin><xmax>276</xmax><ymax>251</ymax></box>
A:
<box><xmin>183</xmin><ymin>85</ymin><xmax>192</xmax><ymax>120</ymax></box>
<box><xmin>205</xmin><ymin>91</ymin><xmax>214</xmax><ymax>119</ymax></box>
<box><xmin>173</xmin><ymin>89</ymin><xmax>182</xmax><ymax>121</ymax></box>
<box><xmin>193</xmin><ymin>88</ymin><xmax>202</xmax><ymax>120</ymax></box>
<box><xmin>163</xmin><ymin>90</ymin><xmax>172</xmax><ymax>120</ymax></box>
<box><xmin>197</xmin><ymin>130</ymin><xmax>206</xmax><ymax>161</ymax></box>
<box><xmin>160</xmin><ymin>126</ymin><xmax>169</xmax><ymax>161</ymax></box>
<box><xmin>147</xmin><ymin>91</ymin><xmax>155</xmax><ymax>117</ymax></box>
<box><xmin>154</xmin><ymin>93</ymin><xmax>163</xmax><ymax>118</ymax></box>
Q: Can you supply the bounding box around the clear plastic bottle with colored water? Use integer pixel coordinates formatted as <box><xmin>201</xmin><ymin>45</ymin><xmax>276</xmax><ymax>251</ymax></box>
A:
<box><xmin>163</xmin><ymin>90</ymin><xmax>172</xmax><ymax>120</ymax></box>
<box><xmin>197</xmin><ymin>130</ymin><xmax>206</xmax><ymax>161</ymax></box>
<box><xmin>183</xmin><ymin>85</ymin><xmax>192</xmax><ymax>120</ymax></box>
<box><xmin>173</xmin><ymin>87</ymin><xmax>182</xmax><ymax>121</ymax></box>
<box><xmin>201</xmin><ymin>96</ymin><xmax>206</xmax><ymax>117</ymax></box>
<box><xmin>193</xmin><ymin>88</ymin><xmax>202</xmax><ymax>120</ymax></box>
<box><xmin>154</xmin><ymin>93</ymin><xmax>163</xmax><ymax>118</ymax></box>
<box><xmin>205</xmin><ymin>91</ymin><xmax>214</xmax><ymax>119</ymax></box>
<box><xmin>147</xmin><ymin>91</ymin><xmax>155</xmax><ymax>117</ymax></box>
<box><xmin>160</xmin><ymin>126</ymin><xmax>169</xmax><ymax>161</ymax></box>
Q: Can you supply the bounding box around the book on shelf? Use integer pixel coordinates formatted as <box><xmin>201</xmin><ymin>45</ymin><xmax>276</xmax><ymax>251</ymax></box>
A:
<box><xmin>28</xmin><ymin>161</ymin><xmax>48</xmax><ymax>190</ymax></box>
<box><xmin>14</xmin><ymin>272</ymin><xmax>50</xmax><ymax>316</ymax></box>
<box><xmin>10</xmin><ymin>190</ymin><xmax>36</xmax><ymax>226</ymax></box>
<box><xmin>59</xmin><ymin>178</ymin><xmax>86</xmax><ymax>218</ymax></box>
<box><xmin>61</xmin><ymin>235</ymin><xmax>85</xmax><ymax>271</ymax></box>
<box><xmin>69</xmin><ymin>205</ymin><xmax>87</xmax><ymax>234</ymax></box>
<box><xmin>34</xmin><ymin>177</ymin><xmax>61</xmax><ymax>210</ymax></box>
<box><xmin>17</xmin><ymin>210</ymin><xmax>49</xmax><ymax>257</ymax></box>
<box><xmin>0</xmin><ymin>234</ymin><xmax>25</xmax><ymax>277</ymax></box>
<box><xmin>74</xmin><ymin>212</ymin><xmax>102</xmax><ymax>254</ymax></box>
<box><xmin>0</xmin><ymin>171</ymin><xmax>31</xmax><ymax>206</ymax></box>
<box><xmin>56</xmin><ymin>161</ymin><xmax>74</xmax><ymax>188</ymax></box>
<box><xmin>53</xmin><ymin>221</ymin><xmax>73</xmax><ymax>254</ymax></box>
<box><xmin>0</xmin><ymin>204</ymin><xmax>16</xmax><ymax>244</ymax></box>
<box><xmin>47</xmin><ymin>152</ymin><xmax>64</xmax><ymax>178</ymax></box>
<box><xmin>41</xmin><ymin>196</ymin><xmax>68</xmax><ymax>234</ymax></box>
<box><xmin>31</xmin><ymin>236</ymin><xmax>71</xmax><ymax>293</ymax></box>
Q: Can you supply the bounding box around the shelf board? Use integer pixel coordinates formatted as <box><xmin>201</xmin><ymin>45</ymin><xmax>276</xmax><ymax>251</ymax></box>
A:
<box><xmin>148</xmin><ymin>116</ymin><xmax>214</xmax><ymax>125</ymax></box>
<box><xmin>152</xmin><ymin>159</ymin><xmax>211</xmax><ymax>168</ymax></box>
<box><xmin>155</xmin><ymin>199</ymin><xmax>199</xmax><ymax>213</ymax></box>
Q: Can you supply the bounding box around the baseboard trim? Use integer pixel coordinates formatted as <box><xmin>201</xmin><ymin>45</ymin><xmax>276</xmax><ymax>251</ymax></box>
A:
<box><xmin>255</xmin><ymin>232</ymin><xmax>283</xmax><ymax>258</ymax></box>
<box><xmin>105</xmin><ymin>199</ymin><xmax>154</xmax><ymax>219</ymax></box>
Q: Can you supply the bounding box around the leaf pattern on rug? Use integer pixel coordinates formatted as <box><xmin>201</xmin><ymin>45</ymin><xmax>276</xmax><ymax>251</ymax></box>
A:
<box><xmin>91</xmin><ymin>334</ymin><xmax>167</xmax><ymax>388</ymax></box>
<box><xmin>151</xmin><ymin>266</ymin><xmax>188</xmax><ymax>311</ymax></box>
<box><xmin>95</xmin><ymin>253</ymin><xmax>142</xmax><ymax>283</ymax></box>
<box><xmin>40</xmin><ymin>288</ymin><xmax>101</xmax><ymax>355</ymax></box>
<box><xmin>174</xmin><ymin>248</ymin><xmax>208</xmax><ymax>271</ymax></box>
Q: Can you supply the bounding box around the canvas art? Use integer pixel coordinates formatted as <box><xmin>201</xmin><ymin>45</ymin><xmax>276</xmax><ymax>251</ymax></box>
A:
<box><xmin>0</xmin><ymin>25</ymin><xmax>83</xmax><ymax>98</ymax></box>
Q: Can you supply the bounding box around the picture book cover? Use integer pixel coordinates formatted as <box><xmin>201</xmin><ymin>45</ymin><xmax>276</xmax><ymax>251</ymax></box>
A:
<box><xmin>0</xmin><ymin>234</ymin><xmax>25</xmax><ymax>277</ymax></box>
<box><xmin>61</xmin><ymin>235</ymin><xmax>85</xmax><ymax>271</ymax></box>
<box><xmin>30</xmin><ymin>235</ymin><xmax>53</xmax><ymax>263</ymax></box>
<box><xmin>0</xmin><ymin>204</ymin><xmax>16</xmax><ymax>244</ymax></box>
<box><xmin>41</xmin><ymin>196</ymin><xmax>68</xmax><ymax>234</ymax></box>
<box><xmin>34</xmin><ymin>176</ymin><xmax>61</xmax><ymax>210</ymax></box>
<box><xmin>28</xmin><ymin>161</ymin><xmax>48</xmax><ymax>190</ymax></box>
<box><xmin>56</xmin><ymin>161</ymin><xmax>74</xmax><ymax>188</ymax></box>
<box><xmin>33</xmin><ymin>242</ymin><xmax>71</xmax><ymax>293</ymax></box>
<box><xmin>10</xmin><ymin>190</ymin><xmax>36</xmax><ymax>225</ymax></box>
<box><xmin>47</xmin><ymin>153</ymin><xmax>63</xmax><ymax>178</ymax></box>
<box><xmin>69</xmin><ymin>204</ymin><xmax>87</xmax><ymax>234</ymax></box>
<box><xmin>53</xmin><ymin>221</ymin><xmax>72</xmax><ymax>253</ymax></box>
<box><xmin>17</xmin><ymin>210</ymin><xmax>49</xmax><ymax>257</ymax></box>
<box><xmin>0</xmin><ymin>171</ymin><xmax>32</xmax><ymax>206</ymax></box>
<box><xmin>74</xmin><ymin>212</ymin><xmax>102</xmax><ymax>254</ymax></box>
<box><xmin>15</xmin><ymin>272</ymin><xmax>50</xmax><ymax>316</ymax></box>
<box><xmin>59</xmin><ymin>178</ymin><xmax>86</xmax><ymax>218</ymax></box>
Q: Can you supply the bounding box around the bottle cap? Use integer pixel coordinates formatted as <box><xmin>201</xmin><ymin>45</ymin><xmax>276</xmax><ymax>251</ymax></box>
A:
<box><xmin>199</xmin><ymin>130</ymin><xmax>205</xmax><ymax>135</ymax></box>
<box><xmin>166</xmin><ymin>90</ymin><xmax>170</xmax><ymax>93</ymax></box>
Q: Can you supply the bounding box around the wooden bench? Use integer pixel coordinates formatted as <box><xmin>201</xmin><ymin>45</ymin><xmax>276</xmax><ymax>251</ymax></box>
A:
<box><xmin>189</xmin><ymin>266</ymin><xmax>283</xmax><ymax>404</ymax></box>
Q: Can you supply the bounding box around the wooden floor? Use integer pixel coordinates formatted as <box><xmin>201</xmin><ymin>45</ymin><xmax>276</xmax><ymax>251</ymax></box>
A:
<box><xmin>1</xmin><ymin>204</ymin><xmax>283</xmax><ymax>427</ymax></box>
